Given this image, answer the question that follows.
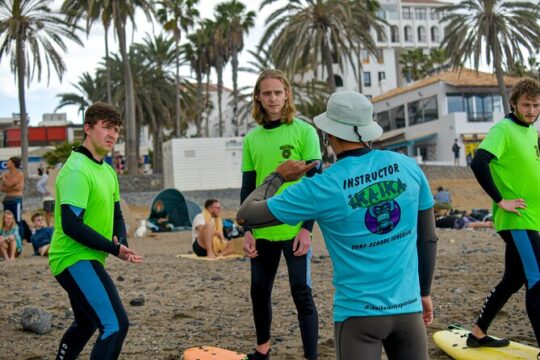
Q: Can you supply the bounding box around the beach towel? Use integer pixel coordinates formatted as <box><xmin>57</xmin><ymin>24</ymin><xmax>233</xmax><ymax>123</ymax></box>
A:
<box><xmin>176</xmin><ymin>253</ymin><xmax>244</xmax><ymax>261</ymax></box>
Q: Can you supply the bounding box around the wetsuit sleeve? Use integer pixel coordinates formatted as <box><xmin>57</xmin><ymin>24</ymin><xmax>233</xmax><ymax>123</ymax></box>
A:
<box><xmin>470</xmin><ymin>149</ymin><xmax>502</xmax><ymax>203</ymax></box>
<box><xmin>240</xmin><ymin>170</ymin><xmax>257</xmax><ymax>204</ymax></box>
<box><xmin>61</xmin><ymin>204</ymin><xmax>120</xmax><ymax>256</ymax></box>
<box><xmin>113</xmin><ymin>201</ymin><xmax>128</xmax><ymax>247</ymax></box>
<box><xmin>236</xmin><ymin>172</ymin><xmax>284</xmax><ymax>228</ymax></box>
<box><xmin>417</xmin><ymin>208</ymin><xmax>438</xmax><ymax>297</ymax></box>
<box><xmin>301</xmin><ymin>159</ymin><xmax>323</xmax><ymax>232</ymax></box>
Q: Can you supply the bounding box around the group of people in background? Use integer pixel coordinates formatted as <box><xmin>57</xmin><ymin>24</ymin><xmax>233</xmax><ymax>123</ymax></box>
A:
<box><xmin>1</xmin><ymin>72</ymin><xmax>539</xmax><ymax>360</ymax></box>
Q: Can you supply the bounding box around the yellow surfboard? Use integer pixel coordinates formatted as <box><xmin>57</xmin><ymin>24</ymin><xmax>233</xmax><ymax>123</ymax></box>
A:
<box><xmin>433</xmin><ymin>327</ymin><xmax>538</xmax><ymax>360</ymax></box>
<box><xmin>182</xmin><ymin>346</ymin><xmax>246</xmax><ymax>360</ymax></box>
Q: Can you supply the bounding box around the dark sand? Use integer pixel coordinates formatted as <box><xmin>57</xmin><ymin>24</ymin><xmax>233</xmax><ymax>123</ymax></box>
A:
<box><xmin>0</xmin><ymin>178</ymin><xmax>536</xmax><ymax>359</ymax></box>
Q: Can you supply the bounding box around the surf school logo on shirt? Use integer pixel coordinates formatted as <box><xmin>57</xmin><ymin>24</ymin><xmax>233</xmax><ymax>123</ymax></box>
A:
<box><xmin>348</xmin><ymin>179</ymin><xmax>407</xmax><ymax>234</ymax></box>
<box><xmin>280</xmin><ymin>144</ymin><xmax>294</xmax><ymax>159</ymax></box>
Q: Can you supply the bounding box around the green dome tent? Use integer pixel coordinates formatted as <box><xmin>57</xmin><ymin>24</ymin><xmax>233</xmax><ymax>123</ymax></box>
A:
<box><xmin>148</xmin><ymin>188</ymin><xmax>201</xmax><ymax>231</ymax></box>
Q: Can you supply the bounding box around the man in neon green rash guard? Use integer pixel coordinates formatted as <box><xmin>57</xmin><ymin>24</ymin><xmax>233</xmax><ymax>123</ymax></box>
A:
<box><xmin>240</xmin><ymin>70</ymin><xmax>322</xmax><ymax>360</ymax></box>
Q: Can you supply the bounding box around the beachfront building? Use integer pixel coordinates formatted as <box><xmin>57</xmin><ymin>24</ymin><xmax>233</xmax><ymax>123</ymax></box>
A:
<box><xmin>184</xmin><ymin>83</ymin><xmax>254</xmax><ymax>138</ymax></box>
<box><xmin>370</xmin><ymin>68</ymin><xmax>531</xmax><ymax>166</ymax></box>
<box><xmin>321</xmin><ymin>0</ymin><xmax>448</xmax><ymax>98</ymax></box>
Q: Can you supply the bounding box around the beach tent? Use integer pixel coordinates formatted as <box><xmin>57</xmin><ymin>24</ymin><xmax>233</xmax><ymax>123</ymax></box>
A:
<box><xmin>148</xmin><ymin>188</ymin><xmax>201</xmax><ymax>231</ymax></box>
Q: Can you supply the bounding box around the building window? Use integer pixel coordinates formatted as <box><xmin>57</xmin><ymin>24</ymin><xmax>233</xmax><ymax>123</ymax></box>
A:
<box><xmin>404</xmin><ymin>26</ymin><xmax>413</xmax><ymax>42</ymax></box>
<box><xmin>376</xmin><ymin>105</ymin><xmax>406</xmax><ymax>130</ymax></box>
<box><xmin>377</xmin><ymin>110</ymin><xmax>391</xmax><ymax>131</ymax></box>
<box><xmin>378</xmin><ymin>71</ymin><xmax>386</xmax><ymax>82</ymax></box>
<box><xmin>402</xmin><ymin>7</ymin><xmax>412</xmax><ymax>19</ymax></box>
<box><xmin>377</xmin><ymin>28</ymin><xmax>386</xmax><ymax>42</ymax></box>
<box><xmin>334</xmin><ymin>75</ymin><xmax>344</xmax><ymax>87</ymax></box>
<box><xmin>415</xmin><ymin>8</ymin><xmax>427</xmax><ymax>20</ymax></box>
<box><xmin>364</xmin><ymin>72</ymin><xmax>372</xmax><ymax>87</ymax></box>
<box><xmin>447</xmin><ymin>93</ymin><xmax>501</xmax><ymax>122</ymax></box>
<box><xmin>417</xmin><ymin>26</ymin><xmax>426</xmax><ymax>42</ymax></box>
<box><xmin>361</xmin><ymin>49</ymin><xmax>370</xmax><ymax>64</ymax></box>
<box><xmin>430</xmin><ymin>8</ymin><xmax>440</xmax><ymax>20</ymax></box>
<box><xmin>391</xmin><ymin>25</ymin><xmax>400</xmax><ymax>42</ymax></box>
<box><xmin>431</xmin><ymin>26</ymin><xmax>440</xmax><ymax>42</ymax></box>
<box><xmin>408</xmin><ymin>96</ymin><xmax>438</xmax><ymax>126</ymax></box>
<box><xmin>376</xmin><ymin>49</ymin><xmax>384</xmax><ymax>64</ymax></box>
<box><xmin>392</xmin><ymin>105</ymin><xmax>406</xmax><ymax>128</ymax></box>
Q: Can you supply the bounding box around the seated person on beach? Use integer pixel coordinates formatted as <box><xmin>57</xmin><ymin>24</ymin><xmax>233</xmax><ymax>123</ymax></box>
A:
<box><xmin>435</xmin><ymin>211</ymin><xmax>494</xmax><ymax>230</ymax></box>
<box><xmin>30</xmin><ymin>212</ymin><xmax>53</xmax><ymax>256</ymax></box>
<box><xmin>148</xmin><ymin>199</ymin><xmax>173</xmax><ymax>232</ymax></box>
<box><xmin>434</xmin><ymin>186</ymin><xmax>453</xmax><ymax>213</ymax></box>
<box><xmin>191</xmin><ymin>199</ymin><xmax>235</xmax><ymax>258</ymax></box>
<box><xmin>0</xmin><ymin>210</ymin><xmax>22</xmax><ymax>261</ymax></box>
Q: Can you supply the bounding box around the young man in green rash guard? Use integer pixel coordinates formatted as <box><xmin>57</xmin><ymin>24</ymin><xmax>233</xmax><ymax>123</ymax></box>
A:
<box><xmin>49</xmin><ymin>102</ymin><xmax>143</xmax><ymax>360</ymax></box>
<box><xmin>240</xmin><ymin>70</ymin><xmax>322</xmax><ymax>360</ymax></box>
<box><xmin>469</xmin><ymin>78</ymin><xmax>540</xmax><ymax>349</ymax></box>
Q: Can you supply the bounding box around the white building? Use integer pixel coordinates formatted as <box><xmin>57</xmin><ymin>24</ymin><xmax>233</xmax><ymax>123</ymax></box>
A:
<box><xmin>371</xmin><ymin>68</ymin><xmax>529</xmax><ymax>165</ymax></box>
<box><xmin>329</xmin><ymin>0</ymin><xmax>448</xmax><ymax>98</ymax></box>
<box><xmin>184</xmin><ymin>83</ymin><xmax>254</xmax><ymax>138</ymax></box>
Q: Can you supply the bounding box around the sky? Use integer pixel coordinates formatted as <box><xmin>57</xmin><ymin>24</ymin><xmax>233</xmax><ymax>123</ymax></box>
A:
<box><xmin>0</xmin><ymin>0</ymin><xmax>279</xmax><ymax>125</ymax></box>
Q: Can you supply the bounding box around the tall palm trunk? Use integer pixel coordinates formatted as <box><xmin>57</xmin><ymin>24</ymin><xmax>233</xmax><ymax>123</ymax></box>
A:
<box><xmin>493</xmin><ymin>45</ymin><xmax>510</xmax><ymax>114</ymax></box>
<box><xmin>356</xmin><ymin>48</ymin><xmax>363</xmax><ymax>93</ymax></box>
<box><xmin>113</xmin><ymin>0</ymin><xmax>137</xmax><ymax>175</ymax></box>
<box><xmin>195</xmin><ymin>68</ymin><xmax>203</xmax><ymax>136</ymax></box>
<box><xmin>16</xmin><ymin>33</ymin><xmax>28</xmax><ymax>178</ymax></box>
<box><xmin>152</xmin><ymin>127</ymin><xmax>163</xmax><ymax>173</ymax></box>
<box><xmin>104</xmin><ymin>25</ymin><xmax>112</xmax><ymax>104</ymax></box>
<box><xmin>231</xmin><ymin>47</ymin><xmax>239</xmax><ymax>136</ymax></box>
<box><xmin>216</xmin><ymin>59</ymin><xmax>224</xmax><ymax>137</ymax></box>
<box><xmin>175</xmin><ymin>34</ymin><xmax>181</xmax><ymax>137</ymax></box>
<box><xmin>205</xmin><ymin>73</ymin><xmax>211</xmax><ymax>136</ymax></box>
<box><xmin>322</xmin><ymin>38</ymin><xmax>336</xmax><ymax>92</ymax></box>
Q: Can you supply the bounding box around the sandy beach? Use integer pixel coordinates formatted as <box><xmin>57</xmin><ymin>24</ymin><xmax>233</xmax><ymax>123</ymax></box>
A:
<box><xmin>0</xmin><ymin>176</ymin><xmax>536</xmax><ymax>359</ymax></box>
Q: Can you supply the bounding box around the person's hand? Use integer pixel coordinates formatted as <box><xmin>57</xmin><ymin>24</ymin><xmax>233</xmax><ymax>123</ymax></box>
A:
<box><xmin>243</xmin><ymin>231</ymin><xmax>258</xmax><ymax>258</ymax></box>
<box><xmin>0</xmin><ymin>236</ymin><xmax>3</xmax><ymax>246</ymax></box>
<box><xmin>421</xmin><ymin>295</ymin><xmax>433</xmax><ymax>326</ymax></box>
<box><xmin>497</xmin><ymin>198</ymin><xmax>526</xmax><ymax>216</ymax></box>
<box><xmin>293</xmin><ymin>228</ymin><xmax>311</xmax><ymax>256</ymax></box>
<box><xmin>276</xmin><ymin>160</ymin><xmax>318</xmax><ymax>182</ymax></box>
<box><xmin>114</xmin><ymin>237</ymin><xmax>143</xmax><ymax>263</ymax></box>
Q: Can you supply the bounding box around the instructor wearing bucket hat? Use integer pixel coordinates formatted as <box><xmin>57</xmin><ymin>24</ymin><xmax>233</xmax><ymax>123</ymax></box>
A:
<box><xmin>237</xmin><ymin>91</ymin><xmax>438</xmax><ymax>360</ymax></box>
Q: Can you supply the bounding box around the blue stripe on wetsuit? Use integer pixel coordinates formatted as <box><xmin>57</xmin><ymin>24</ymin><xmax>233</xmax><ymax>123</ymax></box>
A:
<box><xmin>511</xmin><ymin>230</ymin><xmax>540</xmax><ymax>289</ymax></box>
<box><xmin>68</xmin><ymin>261</ymin><xmax>120</xmax><ymax>339</ymax></box>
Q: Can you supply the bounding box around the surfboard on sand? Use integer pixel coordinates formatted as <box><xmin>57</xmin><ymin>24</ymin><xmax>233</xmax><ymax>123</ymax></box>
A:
<box><xmin>433</xmin><ymin>325</ymin><xmax>539</xmax><ymax>360</ymax></box>
<box><xmin>182</xmin><ymin>346</ymin><xmax>246</xmax><ymax>360</ymax></box>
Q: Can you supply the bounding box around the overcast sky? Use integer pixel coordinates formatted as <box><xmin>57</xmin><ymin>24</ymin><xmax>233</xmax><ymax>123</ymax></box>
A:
<box><xmin>0</xmin><ymin>0</ymin><xmax>279</xmax><ymax>125</ymax></box>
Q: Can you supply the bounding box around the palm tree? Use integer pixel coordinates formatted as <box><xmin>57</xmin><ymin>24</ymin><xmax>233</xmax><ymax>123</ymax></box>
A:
<box><xmin>0</xmin><ymin>0</ymin><xmax>82</xmax><ymax>177</ymax></box>
<box><xmin>399</xmin><ymin>49</ymin><xmax>430</xmax><ymax>82</ymax></box>
<box><xmin>111</xmin><ymin>0</ymin><xmax>154</xmax><ymax>175</ymax></box>
<box><xmin>61</xmin><ymin>0</ymin><xmax>114</xmax><ymax>103</ymax></box>
<box><xmin>214</xmin><ymin>0</ymin><xmax>255</xmax><ymax>136</ymax></box>
<box><xmin>439</xmin><ymin>0</ymin><xmax>540</xmax><ymax>113</ymax></box>
<box><xmin>260</xmin><ymin>0</ymin><xmax>383</xmax><ymax>92</ymax></box>
<box><xmin>183</xmin><ymin>27</ymin><xmax>211</xmax><ymax>136</ymax></box>
<box><xmin>207</xmin><ymin>16</ymin><xmax>229</xmax><ymax>137</ymax></box>
<box><xmin>157</xmin><ymin>0</ymin><xmax>199</xmax><ymax>137</ymax></box>
<box><xmin>56</xmin><ymin>71</ymin><xmax>106</xmax><ymax>122</ymax></box>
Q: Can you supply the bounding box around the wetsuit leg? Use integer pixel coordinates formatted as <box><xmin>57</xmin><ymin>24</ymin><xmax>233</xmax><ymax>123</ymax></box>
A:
<box><xmin>283</xmin><ymin>240</ymin><xmax>318</xmax><ymax>360</ymax></box>
<box><xmin>475</xmin><ymin>231</ymin><xmax>525</xmax><ymax>333</ymax></box>
<box><xmin>250</xmin><ymin>239</ymin><xmax>282</xmax><ymax>345</ymax></box>
<box><xmin>382</xmin><ymin>313</ymin><xmax>428</xmax><ymax>360</ymax></box>
<box><xmin>510</xmin><ymin>230</ymin><xmax>540</xmax><ymax>345</ymax></box>
<box><xmin>55</xmin><ymin>260</ymin><xmax>129</xmax><ymax>360</ymax></box>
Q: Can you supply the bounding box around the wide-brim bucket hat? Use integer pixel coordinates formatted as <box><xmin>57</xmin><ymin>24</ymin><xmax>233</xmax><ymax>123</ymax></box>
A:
<box><xmin>314</xmin><ymin>91</ymin><xmax>383</xmax><ymax>142</ymax></box>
